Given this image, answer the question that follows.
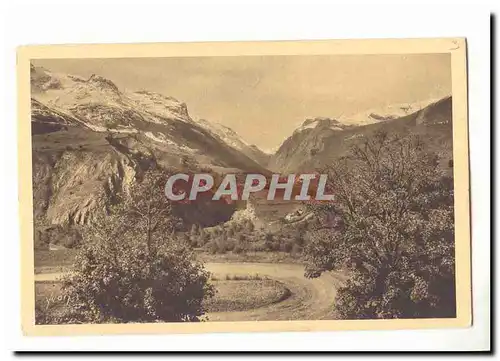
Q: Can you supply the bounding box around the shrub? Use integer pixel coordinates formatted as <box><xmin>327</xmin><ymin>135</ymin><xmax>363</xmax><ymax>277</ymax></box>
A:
<box><xmin>55</xmin><ymin>169</ymin><xmax>214</xmax><ymax>323</ymax></box>
<box><xmin>217</xmin><ymin>238</ymin><xmax>235</xmax><ymax>253</ymax></box>
<box><xmin>61</xmin><ymin>237</ymin><xmax>213</xmax><ymax>323</ymax></box>
<box><xmin>233</xmin><ymin>242</ymin><xmax>246</xmax><ymax>254</ymax></box>
<box><xmin>251</xmin><ymin>241</ymin><xmax>267</xmax><ymax>252</ymax></box>
<box><xmin>207</xmin><ymin>241</ymin><xmax>219</xmax><ymax>255</ymax></box>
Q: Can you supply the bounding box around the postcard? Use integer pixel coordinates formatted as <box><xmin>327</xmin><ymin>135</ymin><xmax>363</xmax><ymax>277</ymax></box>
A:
<box><xmin>17</xmin><ymin>38</ymin><xmax>470</xmax><ymax>336</ymax></box>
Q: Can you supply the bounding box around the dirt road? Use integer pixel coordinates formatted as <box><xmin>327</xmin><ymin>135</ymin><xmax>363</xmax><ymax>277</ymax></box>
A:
<box><xmin>205</xmin><ymin>263</ymin><xmax>342</xmax><ymax>321</ymax></box>
<box><xmin>34</xmin><ymin>262</ymin><xmax>343</xmax><ymax>322</ymax></box>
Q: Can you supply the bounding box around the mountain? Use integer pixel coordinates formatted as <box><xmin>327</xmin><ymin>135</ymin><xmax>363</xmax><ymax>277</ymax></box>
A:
<box><xmin>30</xmin><ymin>65</ymin><xmax>270</xmax><ymax>170</ymax></box>
<box><xmin>196</xmin><ymin>119</ymin><xmax>270</xmax><ymax>166</ymax></box>
<box><xmin>338</xmin><ymin>98</ymin><xmax>444</xmax><ymax>126</ymax></box>
<box><xmin>268</xmin><ymin>116</ymin><xmax>356</xmax><ymax>171</ymax></box>
<box><xmin>269</xmin><ymin>96</ymin><xmax>453</xmax><ymax>172</ymax></box>
<box><xmin>30</xmin><ymin>65</ymin><xmax>269</xmax><ymax>235</ymax></box>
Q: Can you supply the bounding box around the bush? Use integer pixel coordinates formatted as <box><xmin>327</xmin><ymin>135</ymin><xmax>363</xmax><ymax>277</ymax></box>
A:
<box><xmin>207</xmin><ymin>241</ymin><xmax>219</xmax><ymax>255</ymax></box>
<box><xmin>60</xmin><ymin>238</ymin><xmax>213</xmax><ymax>323</ymax></box>
<box><xmin>233</xmin><ymin>242</ymin><xmax>246</xmax><ymax>254</ymax></box>
<box><xmin>54</xmin><ymin>169</ymin><xmax>215</xmax><ymax>323</ymax></box>
<box><xmin>250</xmin><ymin>241</ymin><xmax>267</xmax><ymax>252</ymax></box>
<box><xmin>217</xmin><ymin>238</ymin><xmax>235</xmax><ymax>253</ymax></box>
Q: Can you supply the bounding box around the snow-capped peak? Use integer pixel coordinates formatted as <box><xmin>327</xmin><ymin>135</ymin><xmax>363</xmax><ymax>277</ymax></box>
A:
<box><xmin>294</xmin><ymin>117</ymin><xmax>352</xmax><ymax>134</ymax></box>
<box><xmin>30</xmin><ymin>66</ymin><xmax>194</xmax><ymax>131</ymax></box>
<box><xmin>339</xmin><ymin>98</ymin><xmax>448</xmax><ymax>125</ymax></box>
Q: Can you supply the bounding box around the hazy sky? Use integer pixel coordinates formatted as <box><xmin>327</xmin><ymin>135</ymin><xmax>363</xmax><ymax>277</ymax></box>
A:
<box><xmin>33</xmin><ymin>54</ymin><xmax>451</xmax><ymax>151</ymax></box>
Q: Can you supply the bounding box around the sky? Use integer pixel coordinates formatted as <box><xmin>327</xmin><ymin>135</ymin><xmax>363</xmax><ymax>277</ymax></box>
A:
<box><xmin>33</xmin><ymin>54</ymin><xmax>451</xmax><ymax>151</ymax></box>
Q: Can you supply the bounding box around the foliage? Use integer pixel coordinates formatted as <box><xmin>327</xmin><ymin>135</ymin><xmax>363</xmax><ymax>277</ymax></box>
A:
<box><xmin>56</xmin><ymin>169</ymin><xmax>215</xmax><ymax>324</ymax></box>
<box><xmin>34</xmin><ymin>224</ymin><xmax>83</xmax><ymax>250</ymax></box>
<box><xmin>182</xmin><ymin>217</ymin><xmax>308</xmax><ymax>256</ymax></box>
<box><xmin>303</xmin><ymin>131</ymin><xmax>456</xmax><ymax>319</ymax></box>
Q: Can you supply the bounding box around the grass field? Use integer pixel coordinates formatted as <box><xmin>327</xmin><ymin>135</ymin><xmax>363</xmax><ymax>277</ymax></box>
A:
<box><xmin>205</xmin><ymin>279</ymin><xmax>290</xmax><ymax>313</ymax></box>
<box><xmin>34</xmin><ymin>249</ymin><xmax>302</xmax><ymax>274</ymax></box>
<box><xmin>34</xmin><ymin>249</ymin><xmax>78</xmax><ymax>272</ymax></box>
<box><xmin>35</xmin><ymin>278</ymin><xmax>291</xmax><ymax>323</ymax></box>
<box><xmin>197</xmin><ymin>251</ymin><xmax>301</xmax><ymax>264</ymax></box>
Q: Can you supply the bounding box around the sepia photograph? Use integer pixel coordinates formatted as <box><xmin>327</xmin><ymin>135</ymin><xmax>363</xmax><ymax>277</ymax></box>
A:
<box><xmin>17</xmin><ymin>39</ymin><xmax>471</xmax><ymax>335</ymax></box>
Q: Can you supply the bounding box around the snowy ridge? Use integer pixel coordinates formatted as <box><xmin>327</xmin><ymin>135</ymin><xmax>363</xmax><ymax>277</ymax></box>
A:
<box><xmin>291</xmin><ymin>98</ymin><xmax>449</xmax><ymax>135</ymax></box>
<box><xmin>293</xmin><ymin>117</ymin><xmax>353</xmax><ymax>134</ymax></box>
<box><xmin>30</xmin><ymin>65</ymin><xmax>270</xmax><ymax>169</ymax></box>
<box><xmin>339</xmin><ymin>98</ymin><xmax>446</xmax><ymax>125</ymax></box>
<box><xmin>31</xmin><ymin>66</ymin><xmax>194</xmax><ymax>132</ymax></box>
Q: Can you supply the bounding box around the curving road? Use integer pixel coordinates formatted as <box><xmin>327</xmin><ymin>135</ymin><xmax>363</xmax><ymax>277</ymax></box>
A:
<box><xmin>34</xmin><ymin>262</ymin><xmax>344</xmax><ymax>322</ymax></box>
<box><xmin>204</xmin><ymin>263</ymin><xmax>343</xmax><ymax>321</ymax></box>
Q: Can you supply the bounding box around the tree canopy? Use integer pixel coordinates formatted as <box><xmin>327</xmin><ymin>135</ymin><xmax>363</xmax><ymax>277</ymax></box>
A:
<box><xmin>303</xmin><ymin>131</ymin><xmax>456</xmax><ymax>319</ymax></box>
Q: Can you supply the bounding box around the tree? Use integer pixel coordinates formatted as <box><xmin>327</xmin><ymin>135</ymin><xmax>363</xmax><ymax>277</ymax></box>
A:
<box><xmin>58</xmin><ymin>169</ymin><xmax>215</xmax><ymax>324</ymax></box>
<box><xmin>303</xmin><ymin>131</ymin><xmax>455</xmax><ymax>319</ymax></box>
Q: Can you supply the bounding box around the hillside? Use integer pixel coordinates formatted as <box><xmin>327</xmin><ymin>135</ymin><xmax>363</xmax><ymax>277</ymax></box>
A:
<box><xmin>196</xmin><ymin>119</ymin><xmax>270</xmax><ymax>165</ymax></box>
<box><xmin>269</xmin><ymin>96</ymin><xmax>453</xmax><ymax>172</ymax></box>
<box><xmin>31</xmin><ymin>65</ymin><xmax>270</xmax><ymax>241</ymax></box>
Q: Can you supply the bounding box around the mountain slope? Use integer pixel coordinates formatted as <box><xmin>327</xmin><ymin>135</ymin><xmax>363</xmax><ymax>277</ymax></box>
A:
<box><xmin>269</xmin><ymin>96</ymin><xmax>453</xmax><ymax>172</ymax></box>
<box><xmin>30</xmin><ymin>66</ymin><xmax>270</xmax><ymax>237</ymax></box>
<box><xmin>268</xmin><ymin>117</ymin><xmax>356</xmax><ymax>171</ymax></box>
<box><xmin>196</xmin><ymin>119</ymin><xmax>270</xmax><ymax>166</ymax></box>
<box><xmin>31</xmin><ymin>65</ymin><xmax>267</xmax><ymax>172</ymax></box>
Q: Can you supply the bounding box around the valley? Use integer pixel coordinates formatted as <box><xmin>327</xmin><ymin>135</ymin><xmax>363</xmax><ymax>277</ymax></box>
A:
<box><xmin>29</xmin><ymin>63</ymin><xmax>455</xmax><ymax>324</ymax></box>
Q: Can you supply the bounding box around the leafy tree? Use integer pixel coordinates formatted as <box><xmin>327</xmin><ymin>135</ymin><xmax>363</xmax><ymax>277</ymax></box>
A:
<box><xmin>58</xmin><ymin>169</ymin><xmax>215</xmax><ymax>323</ymax></box>
<box><xmin>303</xmin><ymin>131</ymin><xmax>455</xmax><ymax>319</ymax></box>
